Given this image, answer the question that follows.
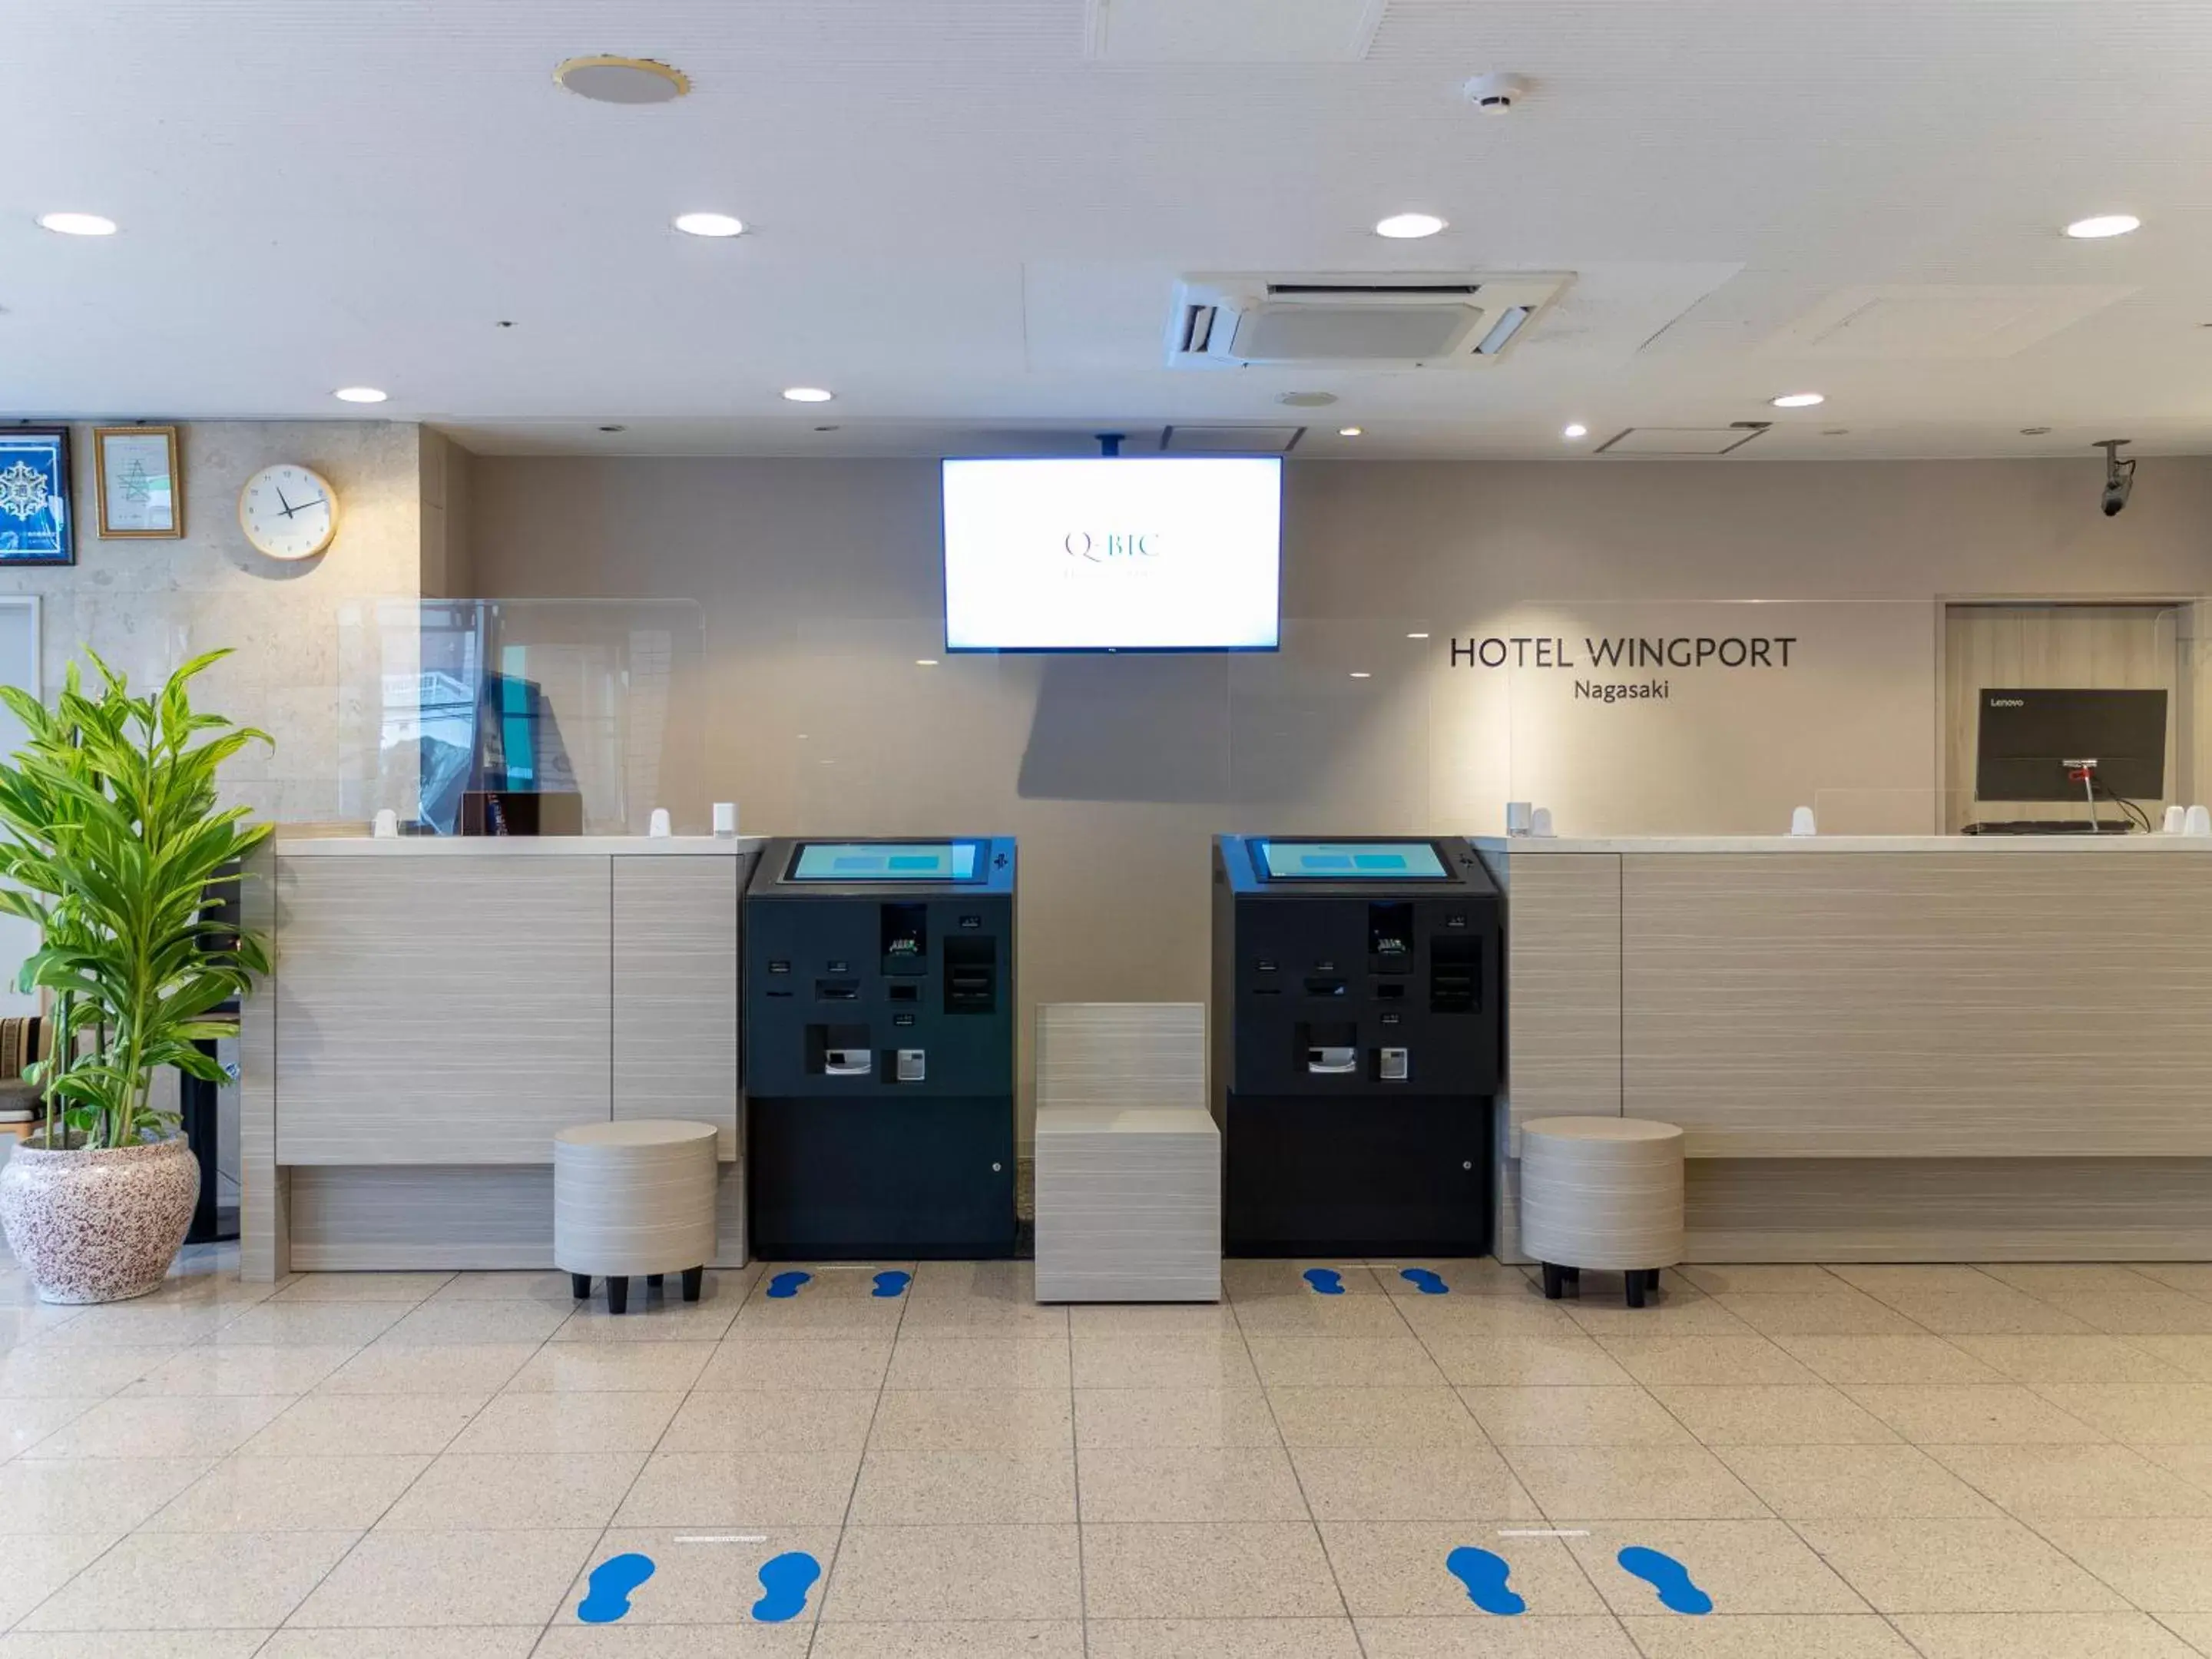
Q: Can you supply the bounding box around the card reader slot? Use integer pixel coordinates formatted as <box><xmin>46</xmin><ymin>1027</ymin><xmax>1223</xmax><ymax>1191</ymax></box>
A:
<box><xmin>816</xmin><ymin>979</ymin><xmax>860</xmax><ymax>1002</ymax></box>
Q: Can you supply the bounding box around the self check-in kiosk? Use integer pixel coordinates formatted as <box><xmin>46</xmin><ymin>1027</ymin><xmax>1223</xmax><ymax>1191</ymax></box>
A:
<box><xmin>1211</xmin><ymin>836</ymin><xmax>1502</xmax><ymax>1257</ymax></box>
<box><xmin>743</xmin><ymin>838</ymin><xmax>1017</xmax><ymax>1259</ymax></box>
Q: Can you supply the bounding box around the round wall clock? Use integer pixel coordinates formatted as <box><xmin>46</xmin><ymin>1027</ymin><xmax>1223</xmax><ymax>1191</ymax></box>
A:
<box><xmin>237</xmin><ymin>464</ymin><xmax>338</xmax><ymax>561</ymax></box>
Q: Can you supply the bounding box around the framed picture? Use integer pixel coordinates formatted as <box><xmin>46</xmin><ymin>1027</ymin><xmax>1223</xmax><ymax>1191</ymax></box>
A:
<box><xmin>0</xmin><ymin>429</ymin><xmax>71</xmax><ymax>566</ymax></box>
<box><xmin>94</xmin><ymin>425</ymin><xmax>182</xmax><ymax>538</ymax></box>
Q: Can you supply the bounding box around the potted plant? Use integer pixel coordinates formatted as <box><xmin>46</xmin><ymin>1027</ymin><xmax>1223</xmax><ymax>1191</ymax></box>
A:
<box><xmin>0</xmin><ymin>651</ymin><xmax>271</xmax><ymax>1303</ymax></box>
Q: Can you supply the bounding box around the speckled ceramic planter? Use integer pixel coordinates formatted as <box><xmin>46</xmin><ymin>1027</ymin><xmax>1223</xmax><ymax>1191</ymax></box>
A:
<box><xmin>0</xmin><ymin>1136</ymin><xmax>199</xmax><ymax>1304</ymax></box>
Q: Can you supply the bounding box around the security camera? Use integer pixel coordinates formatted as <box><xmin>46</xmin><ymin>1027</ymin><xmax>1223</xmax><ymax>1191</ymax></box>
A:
<box><xmin>2095</xmin><ymin>439</ymin><xmax>2136</xmax><ymax>517</ymax></box>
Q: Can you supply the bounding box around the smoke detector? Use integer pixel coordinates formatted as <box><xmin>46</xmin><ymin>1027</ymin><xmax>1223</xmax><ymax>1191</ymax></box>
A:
<box><xmin>1462</xmin><ymin>72</ymin><xmax>1528</xmax><ymax>111</ymax></box>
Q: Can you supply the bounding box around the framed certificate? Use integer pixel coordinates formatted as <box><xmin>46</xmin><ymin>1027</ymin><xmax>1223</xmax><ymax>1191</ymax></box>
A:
<box><xmin>94</xmin><ymin>425</ymin><xmax>182</xmax><ymax>538</ymax></box>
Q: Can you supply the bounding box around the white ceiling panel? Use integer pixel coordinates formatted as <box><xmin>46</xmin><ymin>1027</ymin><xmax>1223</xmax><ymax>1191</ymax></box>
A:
<box><xmin>5</xmin><ymin>2</ymin><xmax>2212</xmax><ymax>456</ymax></box>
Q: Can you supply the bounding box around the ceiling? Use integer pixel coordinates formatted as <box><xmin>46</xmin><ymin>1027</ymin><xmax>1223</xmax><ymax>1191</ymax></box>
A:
<box><xmin>11</xmin><ymin>1</ymin><xmax>2212</xmax><ymax>459</ymax></box>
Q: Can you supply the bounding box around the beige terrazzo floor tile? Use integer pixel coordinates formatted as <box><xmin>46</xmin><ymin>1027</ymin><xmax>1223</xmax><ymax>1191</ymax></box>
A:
<box><xmin>1615</xmin><ymin>1613</ymin><xmax>1919</xmax><ymax>1657</ymax></box>
<box><xmin>1926</xmin><ymin>1442</ymin><xmax>2212</xmax><ymax>1518</ymax></box>
<box><xmin>1070</xmin><ymin>1331</ymin><xmax>1260</xmax><ymax>1389</ymax></box>
<box><xmin>271</xmin><ymin>1272</ymin><xmax>453</xmax><ymax>1303</ymax></box>
<box><xmin>809</xmin><ymin>1624</ymin><xmax>1082</xmax><ymax>1659</ymax></box>
<box><xmin>1418</xmin><ymin>1332</ymin><xmax>1637</xmax><ymax>1386</ymax></box>
<box><xmin>121</xmin><ymin>1343</ymin><xmax>358</xmax><ymax>1396</ymax></box>
<box><xmin>2035</xmin><ymin>1382</ymin><xmax>2212</xmax><ymax>1442</ymax></box>
<box><xmin>142</xmin><ymin>1452</ymin><xmax>431</xmax><ymax>1532</ymax></box>
<box><xmin>884</xmin><ymin>1335</ymin><xmax>1069</xmax><ymax>1389</ymax></box>
<box><xmin>1073</xmin><ymin>1387</ymin><xmax>1282</xmax><ymax>1449</ymax></box>
<box><xmin>0</xmin><ymin>1634</ymin><xmax>276</xmax><ymax>1659</ymax></box>
<box><xmin>1357</xmin><ymin>1618</ymin><xmax>1642</xmax><ymax>1658</ymax></box>
<box><xmin>1500</xmin><ymin>1444</ymin><xmax>1772</xmax><ymax>1518</ymax></box>
<box><xmin>241</xmin><ymin>1392</ymin><xmax>485</xmax><ymax>1456</ymax></box>
<box><xmin>1773</xmin><ymin>1336</ymin><xmax>2006</xmax><ymax>1387</ymax></box>
<box><xmin>849</xmin><ymin>1446</ymin><xmax>1077</xmax><ymax>1523</ymax></box>
<box><xmin>1840</xmin><ymin>1384</ymin><xmax>2104</xmax><ymax>1444</ymax></box>
<box><xmin>1651</xmin><ymin>1384</ymin><xmax>1898</xmax><ymax>1445</ymax></box>
<box><xmin>1290</xmin><ymin>1443</ymin><xmax>1537</xmax><ymax>1521</ymax></box>
<box><xmin>1460</xmin><ymin>1384</ymin><xmax>1693</xmax><ymax>1446</ymax></box>
<box><xmin>2028</xmin><ymin>1518</ymin><xmax>2212</xmax><ymax>1612</ymax></box>
<box><xmin>375</xmin><ymin>1451</ymin><xmax>643</xmax><ymax>1530</ymax></box>
<box><xmin>21</xmin><ymin>1392</ymin><xmax>291</xmax><ymax>1459</ymax></box>
<box><xmin>0</xmin><ymin>1453</ymin><xmax>210</xmax><ymax>1532</ymax></box>
<box><xmin>19</xmin><ymin>1528</ymin><xmax>359</xmax><ymax>1631</ymax></box>
<box><xmin>1077</xmin><ymin>1445</ymin><xmax>1307</xmax><ymax>1522</ymax></box>
<box><xmin>551</xmin><ymin>1525</ymin><xmax>838</xmax><ymax>1627</ymax></box>
<box><xmin>1265</xmin><ymin>1386</ymin><xmax>1485</xmax><ymax>1449</ymax></box>
<box><xmin>1886</xmin><ymin>1611</ymin><xmax>2202</xmax><ymax>1658</ymax></box>
<box><xmin>613</xmin><ymin>1449</ymin><xmax>861</xmax><ymax>1527</ymax></box>
<box><xmin>1945</xmin><ymin>1335</ymin><xmax>2190</xmax><ymax>1384</ymax></box>
<box><xmin>314</xmin><ymin>1343</ymin><xmax>538</xmax><ymax>1396</ymax></box>
<box><xmin>0</xmin><ymin>1534</ymin><xmax>121</xmax><ymax>1631</ymax></box>
<box><xmin>286</xmin><ymin>1527</ymin><xmax>599</xmax><ymax>1628</ymax></box>
<box><xmin>1244</xmin><ymin>1336</ymin><xmax>1445</xmax><ymax>1389</ymax></box>
<box><xmin>661</xmin><ymin>1388</ymin><xmax>879</xmax><ymax>1455</ymax></box>
<box><xmin>864</xmin><ymin>1387</ymin><xmax>1070</xmax><ymax>1452</ymax></box>
<box><xmin>1087</xmin><ymin>1618</ymin><xmax>1360</xmax><ymax>1659</ymax></box>
<box><xmin>1082</xmin><ymin>1522</ymin><xmax>1343</xmax><ymax>1618</ymax></box>
<box><xmin>1595</xmin><ymin>1336</ymin><xmax>1821</xmax><ymax>1387</ymax></box>
<box><xmin>0</xmin><ymin>1397</ymin><xmax>99</xmax><ymax>1458</ymax></box>
<box><xmin>1791</xmin><ymin>1517</ymin><xmax>2127</xmax><ymax>1612</ymax></box>
<box><xmin>1565</xmin><ymin>1518</ymin><xmax>1868</xmax><ymax>1615</ymax></box>
<box><xmin>820</xmin><ymin>1522</ymin><xmax>1081</xmax><ymax>1621</ymax></box>
<box><xmin>1710</xmin><ymin>1442</ymin><xmax>2002</xmax><ymax>1519</ymax></box>
<box><xmin>689</xmin><ymin>1339</ymin><xmax>886</xmax><ymax>1392</ymax></box>
<box><xmin>445</xmin><ymin>1389</ymin><xmax>684</xmax><ymax>1454</ymax></box>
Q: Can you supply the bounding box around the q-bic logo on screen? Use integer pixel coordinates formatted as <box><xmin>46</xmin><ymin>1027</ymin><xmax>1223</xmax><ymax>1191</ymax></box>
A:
<box><xmin>1063</xmin><ymin>531</ymin><xmax>1161</xmax><ymax>562</ymax></box>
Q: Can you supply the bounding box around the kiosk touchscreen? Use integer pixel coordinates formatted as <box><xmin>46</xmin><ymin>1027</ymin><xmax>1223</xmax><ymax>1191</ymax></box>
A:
<box><xmin>743</xmin><ymin>837</ymin><xmax>1017</xmax><ymax>1259</ymax></box>
<box><xmin>1211</xmin><ymin>836</ymin><xmax>1502</xmax><ymax>1256</ymax></box>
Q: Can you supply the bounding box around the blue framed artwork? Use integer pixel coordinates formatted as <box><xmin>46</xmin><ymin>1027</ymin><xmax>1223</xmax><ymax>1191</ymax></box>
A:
<box><xmin>0</xmin><ymin>428</ymin><xmax>72</xmax><ymax>565</ymax></box>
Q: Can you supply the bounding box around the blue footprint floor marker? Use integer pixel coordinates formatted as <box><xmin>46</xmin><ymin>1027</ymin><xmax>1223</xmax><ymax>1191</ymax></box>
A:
<box><xmin>1400</xmin><ymin>1268</ymin><xmax>1450</xmax><ymax>1295</ymax></box>
<box><xmin>765</xmin><ymin>1270</ymin><xmax>813</xmax><ymax>1299</ymax></box>
<box><xmin>577</xmin><ymin>1552</ymin><xmax>655</xmax><ymax>1624</ymax></box>
<box><xmin>1302</xmin><ymin>1267</ymin><xmax>1346</xmax><ymax>1295</ymax></box>
<box><xmin>871</xmin><ymin>1270</ymin><xmax>912</xmax><ymax>1298</ymax></box>
<box><xmin>1618</xmin><ymin>1546</ymin><xmax>1713</xmax><ymax>1614</ymax></box>
<box><xmin>751</xmin><ymin>1550</ymin><xmax>823</xmax><ymax>1623</ymax></box>
<box><xmin>1445</xmin><ymin>1545</ymin><xmax>1525</xmax><ymax>1615</ymax></box>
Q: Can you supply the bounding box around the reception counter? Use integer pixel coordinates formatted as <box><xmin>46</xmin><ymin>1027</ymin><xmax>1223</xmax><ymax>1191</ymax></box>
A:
<box><xmin>1476</xmin><ymin>834</ymin><xmax>2212</xmax><ymax>1261</ymax></box>
<box><xmin>242</xmin><ymin>835</ymin><xmax>763</xmax><ymax>1279</ymax></box>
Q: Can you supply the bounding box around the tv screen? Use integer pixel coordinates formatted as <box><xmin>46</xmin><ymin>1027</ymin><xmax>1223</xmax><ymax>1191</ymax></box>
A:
<box><xmin>942</xmin><ymin>456</ymin><xmax>1282</xmax><ymax>651</ymax></box>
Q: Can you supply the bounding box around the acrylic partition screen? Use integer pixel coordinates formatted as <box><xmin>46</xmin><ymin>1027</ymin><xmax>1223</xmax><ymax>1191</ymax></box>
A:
<box><xmin>334</xmin><ymin>599</ymin><xmax>707</xmax><ymax>835</ymax></box>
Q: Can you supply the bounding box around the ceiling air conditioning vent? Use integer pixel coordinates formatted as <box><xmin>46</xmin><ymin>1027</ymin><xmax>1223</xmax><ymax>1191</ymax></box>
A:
<box><xmin>1169</xmin><ymin>271</ymin><xmax>1569</xmax><ymax>369</ymax></box>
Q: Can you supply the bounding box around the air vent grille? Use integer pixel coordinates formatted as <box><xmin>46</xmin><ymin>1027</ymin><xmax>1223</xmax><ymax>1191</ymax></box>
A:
<box><xmin>1168</xmin><ymin>270</ymin><xmax>1571</xmax><ymax>371</ymax></box>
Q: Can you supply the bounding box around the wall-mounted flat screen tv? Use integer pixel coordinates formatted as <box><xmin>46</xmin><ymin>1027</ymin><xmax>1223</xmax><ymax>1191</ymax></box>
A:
<box><xmin>942</xmin><ymin>455</ymin><xmax>1281</xmax><ymax>651</ymax></box>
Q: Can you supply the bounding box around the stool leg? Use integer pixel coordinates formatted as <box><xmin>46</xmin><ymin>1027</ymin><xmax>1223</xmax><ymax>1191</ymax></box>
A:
<box><xmin>1646</xmin><ymin>1269</ymin><xmax>1664</xmax><ymax>1293</ymax></box>
<box><xmin>606</xmin><ymin>1277</ymin><xmax>629</xmax><ymax>1316</ymax></box>
<box><xmin>647</xmin><ymin>1273</ymin><xmax>664</xmax><ymax>1290</ymax></box>
<box><xmin>1565</xmin><ymin>1267</ymin><xmax>1582</xmax><ymax>1296</ymax></box>
<box><xmin>681</xmin><ymin>1266</ymin><xmax>704</xmax><ymax>1303</ymax></box>
<box><xmin>1625</xmin><ymin>1272</ymin><xmax>1647</xmax><ymax>1309</ymax></box>
<box><xmin>570</xmin><ymin>1273</ymin><xmax>591</xmax><ymax>1300</ymax></box>
<box><xmin>1541</xmin><ymin>1262</ymin><xmax>1565</xmax><ymax>1300</ymax></box>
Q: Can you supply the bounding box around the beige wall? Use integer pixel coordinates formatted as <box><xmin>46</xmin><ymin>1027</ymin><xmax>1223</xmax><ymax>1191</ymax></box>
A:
<box><xmin>462</xmin><ymin>454</ymin><xmax>2212</xmax><ymax>1131</ymax></box>
<box><xmin>0</xmin><ymin>420</ymin><xmax>425</xmax><ymax>823</ymax></box>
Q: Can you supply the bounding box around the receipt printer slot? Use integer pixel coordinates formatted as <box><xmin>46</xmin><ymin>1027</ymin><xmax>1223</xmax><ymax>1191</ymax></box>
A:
<box><xmin>807</xmin><ymin>1024</ymin><xmax>873</xmax><ymax>1078</ymax></box>
<box><xmin>816</xmin><ymin>979</ymin><xmax>859</xmax><ymax>1002</ymax></box>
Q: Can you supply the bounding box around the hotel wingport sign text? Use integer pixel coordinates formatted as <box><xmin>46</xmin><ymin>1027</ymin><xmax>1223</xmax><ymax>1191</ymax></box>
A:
<box><xmin>1449</xmin><ymin>634</ymin><xmax>1799</xmax><ymax>704</ymax></box>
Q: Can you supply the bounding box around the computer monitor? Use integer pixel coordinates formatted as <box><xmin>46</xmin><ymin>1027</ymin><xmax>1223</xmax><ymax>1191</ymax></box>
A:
<box><xmin>1975</xmin><ymin>687</ymin><xmax>2167</xmax><ymax>802</ymax></box>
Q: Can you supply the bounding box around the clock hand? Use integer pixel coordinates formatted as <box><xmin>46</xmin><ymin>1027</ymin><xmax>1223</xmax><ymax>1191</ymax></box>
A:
<box><xmin>274</xmin><ymin>485</ymin><xmax>296</xmax><ymax>518</ymax></box>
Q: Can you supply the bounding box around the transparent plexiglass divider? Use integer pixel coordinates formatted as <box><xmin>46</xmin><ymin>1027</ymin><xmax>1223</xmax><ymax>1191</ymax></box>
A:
<box><xmin>333</xmin><ymin>598</ymin><xmax>707</xmax><ymax>835</ymax></box>
<box><xmin>1489</xmin><ymin>600</ymin><xmax>1947</xmax><ymax>839</ymax></box>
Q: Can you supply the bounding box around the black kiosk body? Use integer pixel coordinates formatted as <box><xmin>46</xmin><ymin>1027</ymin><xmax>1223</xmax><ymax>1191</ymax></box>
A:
<box><xmin>1212</xmin><ymin>835</ymin><xmax>1502</xmax><ymax>1257</ymax></box>
<box><xmin>743</xmin><ymin>838</ymin><xmax>1018</xmax><ymax>1260</ymax></box>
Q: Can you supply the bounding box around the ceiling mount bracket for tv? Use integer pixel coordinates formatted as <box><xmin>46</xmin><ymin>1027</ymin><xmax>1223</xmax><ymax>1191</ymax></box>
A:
<box><xmin>1095</xmin><ymin>432</ymin><xmax>1126</xmax><ymax>457</ymax></box>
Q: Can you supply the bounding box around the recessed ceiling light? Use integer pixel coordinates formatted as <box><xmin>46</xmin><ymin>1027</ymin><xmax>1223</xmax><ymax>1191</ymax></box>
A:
<box><xmin>555</xmin><ymin>55</ymin><xmax>690</xmax><ymax>104</ymax></box>
<box><xmin>2065</xmin><ymin>213</ymin><xmax>2140</xmax><ymax>240</ymax></box>
<box><xmin>782</xmin><ymin>386</ymin><xmax>834</xmax><ymax>404</ymax></box>
<box><xmin>674</xmin><ymin>212</ymin><xmax>745</xmax><ymax>238</ymax></box>
<box><xmin>1349</xmin><ymin>671</ymin><xmax>1372</xmax><ymax>679</ymax></box>
<box><xmin>38</xmin><ymin>211</ymin><xmax>116</xmax><ymax>237</ymax></box>
<box><xmin>1821</xmin><ymin>427</ymin><xmax>1850</xmax><ymax>436</ymax></box>
<box><xmin>915</xmin><ymin>658</ymin><xmax>939</xmax><ymax>667</ymax></box>
<box><xmin>1562</xmin><ymin>422</ymin><xmax>1588</xmax><ymax>440</ymax></box>
<box><xmin>1374</xmin><ymin>212</ymin><xmax>1445</xmax><ymax>240</ymax></box>
<box><xmin>333</xmin><ymin>386</ymin><xmax>388</xmax><ymax>404</ymax></box>
<box><xmin>1770</xmin><ymin>392</ymin><xmax>1826</xmax><ymax>409</ymax></box>
<box><xmin>1406</xmin><ymin>632</ymin><xmax>1430</xmax><ymax>640</ymax></box>
<box><xmin>1337</xmin><ymin>426</ymin><xmax>1363</xmax><ymax>437</ymax></box>
<box><xmin>1279</xmin><ymin>391</ymin><xmax>1337</xmax><ymax>408</ymax></box>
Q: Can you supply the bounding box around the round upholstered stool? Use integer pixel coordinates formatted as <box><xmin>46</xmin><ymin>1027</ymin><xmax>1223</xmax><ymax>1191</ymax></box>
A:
<box><xmin>1520</xmin><ymin>1116</ymin><xmax>1684</xmax><ymax>1308</ymax></box>
<box><xmin>554</xmin><ymin>1120</ymin><xmax>718</xmax><ymax>1314</ymax></box>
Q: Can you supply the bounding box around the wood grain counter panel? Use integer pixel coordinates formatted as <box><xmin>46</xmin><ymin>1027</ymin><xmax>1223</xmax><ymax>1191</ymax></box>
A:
<box><xmin>1623</xmin><ymin>852</ymin><xmax>2212</xmax><ymax>1157</ymax></box>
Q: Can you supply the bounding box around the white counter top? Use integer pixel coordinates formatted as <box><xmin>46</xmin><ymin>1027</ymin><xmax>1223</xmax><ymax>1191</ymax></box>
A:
<box><xmin>1473</xmin><ymin>833</ymin><xmax>2212</xmax><ymax>855</ymax></box>
<box><xmin>275</xmin><ymin>834</ymin><xmax>766</xmax><ymax>857</ymax></box>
